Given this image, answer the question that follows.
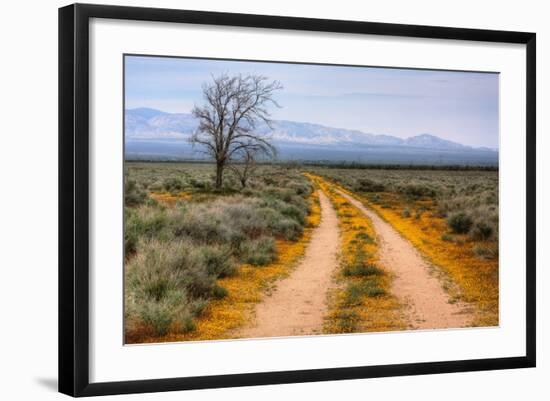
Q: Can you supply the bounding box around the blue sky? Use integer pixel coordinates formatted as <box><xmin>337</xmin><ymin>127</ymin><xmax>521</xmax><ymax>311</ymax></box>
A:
<box><xmin>125</xmin><ymin>55</ymin><xmax>499</xmax><ymax>148</ymax></box>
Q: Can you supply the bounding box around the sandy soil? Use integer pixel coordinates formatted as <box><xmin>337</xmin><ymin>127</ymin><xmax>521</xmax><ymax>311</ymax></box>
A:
<box><xmin>336</xmin><ymin>189</ymin><xmax>473</xmax><ymax>330</ymax></box>
<box><xmin>236</xmin><ymin>191</ymin><xmax>340</xmax><ymax>338</ymax></box>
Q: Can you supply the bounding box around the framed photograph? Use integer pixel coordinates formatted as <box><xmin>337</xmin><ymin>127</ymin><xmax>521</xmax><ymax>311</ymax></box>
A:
<box><xmin>59</xmin><ymin>3</ymin><xmax>536</xmax><ymax>397</ymax></box>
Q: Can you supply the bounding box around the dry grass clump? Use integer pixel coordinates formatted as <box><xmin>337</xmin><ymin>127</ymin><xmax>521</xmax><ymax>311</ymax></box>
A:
<box><xmin>125</xmin><ymin>240</ymin><xmax>219</xmax><ymax>339</ymax></box>
<box><xmin>124</xmin><ymin>178</ymin><xmax>148</xmax><ymax>207</ymax></box>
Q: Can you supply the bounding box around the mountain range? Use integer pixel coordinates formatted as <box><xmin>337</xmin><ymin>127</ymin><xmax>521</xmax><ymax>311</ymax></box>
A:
<box><xmin>125</xmin><ymin>108</ymin><xmax>498</xmax><ymax>165</ymax></box>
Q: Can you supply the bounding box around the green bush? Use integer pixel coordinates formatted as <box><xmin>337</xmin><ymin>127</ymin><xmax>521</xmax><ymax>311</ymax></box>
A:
<box><xmin>368</xmin><ymin>194</ymin><xmax>381</xmax><ymax>203</ymax></box>
<box><xmin>257</xmin><ymin>205</ymin><xmax>303</xmax><ymax>240</ymax></box>
<box><xmin>355</xmin><ymin>231</ymin><xmax>374</xmax><ymax>243</ymax></box>
<box><xmin>188</xmin><ymin>178</ymin><xmax>203</xmax><ymax>188</ymax></box>
<box><xmin>200</xmin><ymin>245</ymin><xmax>236</xmax><ymax>277</ymax></box>
<box><xmin>171</xmin><ymin>205</ymin><xmax>234</xmax><ymax>244</ymax></box>
<box><xmin>125</xmin><ymin>179</ymin><xmax>147</xmax><ymax>207</ymax></box>
<box><xmin>162</xmin><ymin>177</ymin><xmax>186</xmax><ymax>192</ymax></box>
<box><xmin>124</xmin><ymin>229</ymin><xmax>139</xmax><ymax>258</ymax></box>
<box><xmin>281</xmin><ymin>204</ymin><xmax>306</xmax><ymax>225</ymax></box>
<box><xmin>124</xmin><ymin>207</ymin><xmax>169</xmax><ymax>257</ymax></box>
<box><xmin>343</xmin><ymin>281</ymin><xmax>386</xmax><ymax>306</ymax></box>
<box><xmin>342</xmin><ymin>263</ymin><xmax>383</xmax><ymax>277</ymax></box>
<box><xmin>222</xmin><ymin>200</ymin><xmax>269</xmax><ymax>237</ymax></box>
<box><xmin>125</xmin><ymin>240</ymin><xmax>217</xmax><ymax>336</ymax></box>
<box><xmin>241</xmin><ymin>237</ymin><xmax>277</xmax><ymax>266</ymax></box>
<box><xmin>473</xmin><ymin>243</ymin><xmax>499</xmax><ymax>259</ymax></box>
<box><xmin>139</xmin><ymin>300</ymin><xmax>178</xmax><ymax>337</ymax></box>
<box><xmin>399</xmin><ymin>184</ymin><xmax>436</xmax><ymax>199</ymax></box>
<box><xmin>364</xmin><ymin>285</ymin><xmax>386</xmax><ymax>297</ymax></box>
<box><xmin>211</xmin><ymin>284</ymin><xmax>229</xmax><ymax>299</ymax></box>
<box><xmin>355</xmin><ymin>178</ymin><xmax>386</xmax><ymax>192</ymax></box>
<box><xmin>470</xmin><ymin>221</ymin><xmax>493</xmax><ymax>240</ymax></box>
<box><xmin>447</xmin><ymin>212</ymin><xmax>473</xmax><ymax>234</ymax></box>
<box><xmin>335</xmin><ymin>311</ymin><xmax>360</xmax><ymax>333</ymax></box>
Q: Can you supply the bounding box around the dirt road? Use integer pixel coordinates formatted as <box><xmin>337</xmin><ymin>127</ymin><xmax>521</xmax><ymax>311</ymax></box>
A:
<box><xmin>236</xmin><ymin>190</ymin><xmax>340</xmax><ymax>338</ymax></box>
<box><xmin>336</xmin><ymin>189</ymin><xmax>473</xmax><ymax>330</ymax></box>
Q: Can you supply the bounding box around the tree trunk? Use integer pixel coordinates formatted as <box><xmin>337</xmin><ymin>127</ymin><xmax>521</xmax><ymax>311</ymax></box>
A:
<box><xmin>240</xmin><ymin>163</ymin><xmax>250</xmax><ymax>188</ymax></box>
<box><xmin>215</xmin><ymin>162</ymin><xmax>224</xmax><ymax>189</ymax></box>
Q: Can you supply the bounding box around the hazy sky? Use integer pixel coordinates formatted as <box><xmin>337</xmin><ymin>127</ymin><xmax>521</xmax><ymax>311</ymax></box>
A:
<box><xmin>125</xmin><ymin>55</ymin><xmax>499</xmax><ymax>148</ymax></box>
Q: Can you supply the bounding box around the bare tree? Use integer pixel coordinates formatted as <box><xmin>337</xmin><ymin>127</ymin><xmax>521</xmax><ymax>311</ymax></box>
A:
<box><xmin>190</xmin><ymin>74</ymin><xmax>282</xmax><ymax>189</ymax></box>
<box><xmin>228</xmin><ymin>147</ymin><xmax>262</xmax><ymax>188</ymax></box>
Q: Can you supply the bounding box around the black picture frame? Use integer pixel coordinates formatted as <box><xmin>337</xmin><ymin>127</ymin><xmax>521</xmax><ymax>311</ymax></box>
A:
<box><xmin>59</xmin><ymin>3</ymin><xmax>536</xmax><ymax>397</ymax></box>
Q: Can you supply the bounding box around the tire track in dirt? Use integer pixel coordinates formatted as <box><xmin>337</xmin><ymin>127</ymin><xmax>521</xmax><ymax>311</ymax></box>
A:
<box><xmin>236</xmin><ymin>190</ymin><xmax>340</xmax><ymax>338</ymax></box>
<box><xmin>336</xmin><ymin>188</ymin><xmax>473</xmax><ymax>330</ymax></box>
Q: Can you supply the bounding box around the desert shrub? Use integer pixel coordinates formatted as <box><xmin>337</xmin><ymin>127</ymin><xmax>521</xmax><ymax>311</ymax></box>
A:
<box><xmin>473</xmin><ymin>243</ymin><xmax>499</xmax><ymax>259</ymax></box>
<box><xmin>485</xmin><ymin>191</ymin><xmax>498</xmax><ymax>205</ymax></box>
<box><xmin>342</xmin><ymin>262</ymin><xmax>382</xmax><ymax>277</ymax></box>
<box><xmin>257</xmin><ymin>206</ymin><xmax>303</xmax><ymax>240</ymax></box>
<box><xmin>343</xmin><ymin>284</ymin><xmax>365</xmax><ymax>306</ymax></box>
<box><xmin>162</xmin><ymin>177</ymin><xmax>186</xmax><ymax>192</ymax></box>
<box><xmin>124</xmin><ymin>231</ymin><xmax>138</xmax><ymax>257</ymax></box>
<box><xmin>274</xmin><ymin>218</ymin><xmax>303</xmax><ymax>240</ymax></box>
<box><xmin>368</xmin><ymin>194</ymin><xmax>381</xmax><ymax>203</ymax></box>
<box><xmin>281</xmin><ymin>204</ymin><xmax>307</xmax><ymax>225</ymax></box>
<box><xmin>211</xmin><ymin>284</ymin><xmax>229</xmax><ymax>299</ymax></box>
<box><xmin>355</xmin><ymin>178</ymin><xmax>386</xmax><ymax>192</ymax></box>
<box><xmin>470</xmin><ymin>220</ymin><xmax>494</xmax><ymax>240</ymax></box>
<box><xmin>171</xmin><ymin>205</ymin><xmax>234</xmax><ymax>244</ymax></box>
<box><xmin>355</xmin><ymin>231</ymin><xmax>374</xmax><ymax>243</ymax></box>
<box><xmin>124</xmin><ymin>210</ymin><xmax>140</xmax><ymax>257</ymax></box>
<box><xmin>200</xmin><ymin>245</ymin><xmax>236</xmax><ymax>277</ymax></box>
<box><xmin>267</xmin><ymin>187</ymin><xmax>295</xmax><ymax>203</ymax></box>
<box><xmin>125</xmin><ymin>179</ymin><xmax>147</xmax><ymax>207</ymax></box>
<box><xmin>447</xmin><ymin>212</ymin><xmax>473</xmax><ymax>234</ymax></box>
<box><xmin>343</xmin><ymin>281</ymin><xmax>385</xmax><ymax>306</ymax></box>
<box><xmin>124</xmin><ymin>207</ymin><xmax>169</xmax><ymax>257</ymax></box>
<box><xmin>335</xmin><ymin>310</ymin><xmax>360</xmax><ymax>333</ymax></box>
<box><xmin>241</xmin><ymin>237</ymin><xmax>277</xmax><ymax>266</ymax></box>
<box><xmin>399</xmin><ymin>184</ymin><xmax>436</xmax><ymax>199</ymax></box>
<box><xmin>138</xmin><ymin>297</ymin><xmax>183</xmax><ymax>336</ymax></box>
<box><xmin>437</xmin><ymin>196</ymin><xmax>472</xmax><ymax>218</ymax></box>
<box><xmin>125</xmin><ymin>240</ymin><xmax>215</xmax><ymax>336</ymax></box>
<box><xmin>401</xmin><ymin>208</ymin><xmax>411</xmax><ymax>218</ymax></box>
<box><xmin>147</xmin><ymin>241</ymin><xmax>214</xmax><ymax>296</ymax></box>
<box><xmin>222</xmin><ymin>200</ymin><xmax>269</xmax><ymax>237</ymax></box>
<box><xmin>128</xmin><ymin>207</ymin><xmax>168</xmax><ymax>236</ymax></box>
<box><xmin>364</xmin><ymin>285</ymin><xmax>386</xmax><ymax>297</ymax></box>
<box><xmin>189</xmin><ymin>177</ymin><xmax>210</xmax><ymax>189</ymax></box>
<box><xmin>288</xmin><ymin>182</ymin><xmax>312</xmax><ymax>196</ymax></box>
<box><xmin>148</xmin><ymin>181</ymin><xmax>163</xmax><ymax>192</ymax></box>
<box><xmin>343</xmin><ymin>244</ymin><xmax>379</xmax><ymax>276</ymax></box>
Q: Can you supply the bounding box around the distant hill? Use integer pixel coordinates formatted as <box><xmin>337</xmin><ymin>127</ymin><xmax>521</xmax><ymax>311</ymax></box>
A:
<box><xmin>125</xmin><ymin>108</ymin><xmax>498</xmax><ymax>165</ymax></box>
